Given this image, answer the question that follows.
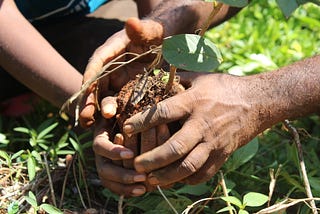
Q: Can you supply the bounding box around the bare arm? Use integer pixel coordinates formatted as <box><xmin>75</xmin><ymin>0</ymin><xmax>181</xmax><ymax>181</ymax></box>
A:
<box><xmin>0</xmin><ymin>0</ymin><xmax>82</xmax><ymax>108</ymax></box>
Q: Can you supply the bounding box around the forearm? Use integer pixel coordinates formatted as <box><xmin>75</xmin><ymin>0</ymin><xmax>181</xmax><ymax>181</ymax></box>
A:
<box><xmin>147</xmin><ymin>0</ymin><xmax>243</xmax><ymax>37</ymax></box>
<box><xmin>0</xmin><ymin>0</ymin><xmax>82</xmax><ymax>108</ymax></box>
<box><xmin>247</xmin><ymin>55</ymin><xmax>320</xmax><ymax>130</ymax></box>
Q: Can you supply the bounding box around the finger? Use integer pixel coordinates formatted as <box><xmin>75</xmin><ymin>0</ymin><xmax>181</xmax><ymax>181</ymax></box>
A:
<box><xmin>96</xmin><ymin>156</ymin><xmax>147</xmax><ymax>197</ymax></box>
<box><xmin>134</xmin><ymin>118</ymin><xmax>203</xmax><ymax>173</ymax></box>
<box><xmin>125</xmin><ymin>17</ymin><xmax>163</xmax><ymax>46</ymax></box>
<box><xmin>123</xmin><ymin>134</ymin><xmax>138</xmax><ymax>169</ymax></box>
<box><xmin>112</xmin><ymin>133</ymin><xmax>125</xmax><ymax>166</ymax></box>
<box><xmin>83</xmin><ymin>30</ymin><xmax>129</xmax><ymax>83</ymax></box>
<box><xmin>182</xmin><ymin>148</ymin><xmax>229</xmax><ymax>185</ymax></box>
<box><xmin>101</xmin><ymin>96</ymin><xmax>118</xmax><ymax>119</ymax></box>
<box><xmin>79</xmin><ymin>89</ymin><xmax>97</xmax><ymax>128</ymax></box>
<box><xmin>93</xmin><ymin>120</ymin><xmax>134</xmax><ymax>160</ymax></box>
<box><xmin>123</xmin><ymin>92</ymin><xmax>192</xmax><ymax>135</ymax></box>
<box><xmin>146</xmin><ymin>142</ymin><xmax>210</xmax><ymax>186</ymax></box>
<box><xmin>96</xmin><ymin>155</ymin><xmax>146</xmax><ymax>184</ymax></box>
<box><xmin>156</xmin><ymin>124</ymin><xmax>171</xmax><ymax>146</ymax></box>
<box><xmin>141</xmin><ymin>127</ymin><xmax>156</xmax><ymax>153</ymax></box>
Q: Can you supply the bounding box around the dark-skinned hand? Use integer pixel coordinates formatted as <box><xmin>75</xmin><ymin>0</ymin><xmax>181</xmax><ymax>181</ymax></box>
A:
<box><xmin>122</xmin><ymin>72</ymin><xmax>270</xmax><ymax>186</ymax></box>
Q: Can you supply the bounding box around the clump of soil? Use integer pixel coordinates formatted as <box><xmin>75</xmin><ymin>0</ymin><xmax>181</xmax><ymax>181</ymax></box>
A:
<box><xmin>116</xmin><ymin>70</ymin><xmax>184</xmax><ymax>129</ymax></box>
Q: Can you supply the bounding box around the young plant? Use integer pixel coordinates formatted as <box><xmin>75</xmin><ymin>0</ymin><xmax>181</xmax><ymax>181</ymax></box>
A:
<box><xmin>218</xmin><ymin>192</ymin><xmax>269</xmax><ymax>214</ymax></box>
<box><xmin>24</xmin><ymin>191</ymin><xmax>63</xmax><ymax>214</ymax></box>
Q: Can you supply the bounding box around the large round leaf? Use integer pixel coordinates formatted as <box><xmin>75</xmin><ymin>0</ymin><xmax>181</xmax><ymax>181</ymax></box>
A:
<box><xmin>205</xmin><ymin>0</ymin><xmax>248</xmax><ymax>7</ymax></box>
<box><xmin>162</xmin><ymin>34</ymin><xmax>222</xmax><ymax>72</ymax></box>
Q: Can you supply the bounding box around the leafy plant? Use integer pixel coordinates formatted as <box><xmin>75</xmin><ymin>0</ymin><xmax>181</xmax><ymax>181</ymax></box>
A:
<box><xmin>218</xmin><ymin>192</ymin><xmax>269</xmax><ymax>214</ymax></box>
<box><xmin>24</xmin><ymin>191</ymin><xmax>63</xmax><ymax>214</ymax></box>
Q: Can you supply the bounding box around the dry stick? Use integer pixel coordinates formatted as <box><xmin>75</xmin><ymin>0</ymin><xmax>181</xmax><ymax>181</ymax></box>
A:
<box><xmin>72</xmin><ymin>155</ymin><xmax>87</xmax><ymax>210</ymax></box>
<box><xmin>78</xmin><ymin>158</ymin><xmax>92</xmax><ymax>208</ymax></box>
<box><xmin>59</xmin><ymin>155</ymin><xmax>73</xmax><ymax>209</ymax></box>
<box><xmin>118</xmin><ymin>195</ymin><xmax>124</xmax><ymax>214</ymax></box>
<box><xmin>268</xmin><ymin>165</ymin><xmax>282</xmax><ymax>207</ymax></box>
<box><xmin>219</xmin><ymin>171</ymin><xmax>235</xmax><ymax>214</ymax></box>
<box><xmin>193</xmin><ymin>182</ymin><xmax>220</xmax><ymax>214</ymax></box>
<box><xmin>42</xmin><ymin>153</ymin><xmax>57</xmax><ymax>207</ymax></box>
<box><xmin>284</xmin><ymin>120</ymin><xmax>318</xmax><ymax>214</ymax></box>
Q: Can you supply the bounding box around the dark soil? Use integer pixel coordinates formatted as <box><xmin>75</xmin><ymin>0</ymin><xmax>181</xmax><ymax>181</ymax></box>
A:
<box><xmin>116</xmin><ymin>71</ymin><xmax>184</xmax><ymax>129</ymax></box>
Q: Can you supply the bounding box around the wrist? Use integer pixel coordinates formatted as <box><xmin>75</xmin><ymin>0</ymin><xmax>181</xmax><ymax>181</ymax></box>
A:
<box><xmin>244</xmin><ymin>56</ymin><xmax>320</xmax><ymax>131</ymax></box>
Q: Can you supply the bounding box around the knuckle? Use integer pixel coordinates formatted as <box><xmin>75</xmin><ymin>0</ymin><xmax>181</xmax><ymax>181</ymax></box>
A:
<box><xmin>154</xmin><ymin>102</ymin><xmax>170</xmax><ymax>121</ymax></box>
<box><xmin>169</xmin><ymin>140</ymin><xmax>187</xmax><ymax>157</ymax></box>
<box><xmin>180</xmin><ymin>158</ymin><xmax>198</xmax><ymax>174</ymax></box>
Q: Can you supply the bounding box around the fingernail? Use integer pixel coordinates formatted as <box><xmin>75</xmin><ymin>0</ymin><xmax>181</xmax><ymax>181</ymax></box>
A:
<box><xmin>123</xmin><ymin>124</ymin><xmax>134</xmax><ymax>134</ymax></box>
<box><xmin>120</xmin><ymin>150</ymin><xmax>134</xmax><ymax>159</ymax></box>
<box><xmin>148</xmin><ymin>176</ymin><xmax>159</xmax><ymax>185</ymax></box>
<box><xmin>103</xmin><ymin>104</ymin><xmax>116</xmax><ymax>118</ymax></box>
<box><xmin>133</xmin><ymin>174</ymin><xmax>146</xmax><ymax>182</ymax></box>
<box><xmin>132</xmin><ymin>187</ymin><xmax>146</xmax><ymax>196</ymax></box>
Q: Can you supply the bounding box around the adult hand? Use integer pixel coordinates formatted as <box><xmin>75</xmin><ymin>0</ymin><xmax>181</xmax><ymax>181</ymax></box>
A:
<box><xmin>123</xmin><ymin>72</ymin><xmax>268</xmax><ymax>186</ymax></box>
<box><xmin>79</xmin><ymin>17</ymin><xmax>164</xmax><ymax>128</ymax></box>
<box><xmin>93</xmin><ymin>117</ymin><xmax>172</xmax><ymax>197</ymax></box>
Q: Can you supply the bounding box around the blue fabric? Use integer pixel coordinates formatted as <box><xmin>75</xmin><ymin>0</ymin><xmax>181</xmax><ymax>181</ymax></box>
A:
<box><xmin>15</xmin><ymin>0</ymin><xmax>109</xmax><ymax>22</ymax></box>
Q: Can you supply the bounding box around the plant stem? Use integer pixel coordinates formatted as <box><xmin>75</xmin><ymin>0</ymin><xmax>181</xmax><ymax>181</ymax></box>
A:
<box><xmin>165</xmin><ymin>65</ymin><xmax>177</xmax><ymax>94</ymax></box>
<box><xmin>284</xmin><ymin>120</ymin><xmax>318</xmax><ymax>214</ymax></box>
<box><xmin>199</xmin><ymin>2</ymin><xmax>223</xmax><ymax>36</ymax></box>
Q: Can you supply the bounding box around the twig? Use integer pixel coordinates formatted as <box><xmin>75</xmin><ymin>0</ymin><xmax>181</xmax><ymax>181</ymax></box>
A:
<box><xmin>219</xmin><ymin>171</ymin><xmax>234</xmax><ymax>214</ymax></box>
<box><xmin>42</xmin><ymin>153</ymin><xmax>57</xmax><ymax>207</ymax></box>
<box><xmin>157</xmin><ymin>185</ymin><xmax>178</xmax><ymax>214</ymax></box>
<box><xmin>118</xmin><ymin>195</ymin><xmax>124</xmax><ymax>214</ymax></box>
<box><xmin>78</xmin><ymin>157</ymin><xmax>92</xmax><ymax>208</ymax></box>
<box><xmin>268</xmin><ymin>165</ymin><xmax>282</xmax><ymax>207</ymax></box>
<box><xmin>284</xmin><ymin>120</ymin><xmax>318</xmax><ymax>214</ymax></box>
<box><xmin>193</xmin><ymin>182</ymin><xmax>220</xmax><ymax>214</ymax></box>
<box><xmin>59</xmin><ymin>155</ymin><xmax>73</xmax><ymax>209</ymax></box>
<box><xmin>255</xmin><ymin>198</ymin><xmax>320</xmax><ymax>214</ymax></box>
<box><xmin>72</xmin><ymin>155</ymin><xmax>87</xmax><ymax>210</ymax></box>
<box><xmin>182</xmin><ymin>197</ymin><xmax>219</xmax><ymax>214</ymax></box>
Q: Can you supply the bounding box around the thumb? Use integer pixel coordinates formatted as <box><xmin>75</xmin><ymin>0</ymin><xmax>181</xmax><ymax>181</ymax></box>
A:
<box><xmin>123</xmin><ymin>91</ymin><xmax>192</xmax><ymax>135</ymax></box>
<box><xmin>125</xmin><ymin>17</ymin><xmax>164</xmax><ymax>46</ymax></box>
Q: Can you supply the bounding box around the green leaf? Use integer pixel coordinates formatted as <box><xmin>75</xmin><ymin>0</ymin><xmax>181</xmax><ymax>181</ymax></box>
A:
<box><xmin>220</xmin><ymin>196</ymin><xmax>242</xmax><ymax>208</ymax></box>
<box><xmin>0</xmin><ymin>150</ymin><xmax>10</xmax><ymax>165</ymax></box>
<box><xmin>31</xmin><ymin>150</ymin><xmax>42</xmax><ymax>162</ymax></box>
<box><xmin>57</xmin><ymin>132</ymin><xmax>69</xmax><ymax>149</ymax></box>
<box><xmin>27</xmin><ymin>156</ymin><xmax>36</xmax><ymax>180</ymax></box>
<box><xmin>11</xmin><ymin>150</ymin><xmax>25</xmax><ymax>160</ymax></box>
<box><xmin>40</xmin><ymin>204</ymin><xmax>63</xmax><ymax>214</ymax></box>
<box><xmin>243</xmin><ymin>192</ymin><xmax>268</xmax><ymax>207</ymax></box>
<box><xmin>13</xmin><ymin>127</ymin><xmax>30</xmax><ymax>134</ymax></box>
<box><xmin>0</xmin><ymin>133</ymin><xmax>9</xmax><ymax>145</ymax></box>
<box><xmin>7</xmin><ymin>201</ymin><xmax>19</xmax><ymax>214</ymax></box>
<box><xmin>217</xmin><ymin>0</ymin><xmax>248</xmax><ymax>7</ymax></box>
<box><xmin>225</xmin><ymin>138</ymin><xmax>259</xmax><ymax>171</ymax></box>
<box><xmin>162</xmin><ymin>34</ymin><xmax>222</xmax><ymax>72</ymax></box>
<box><xmin>239</xmin><ymin>209</ymin><xmax>249</xmax><ymax>214</ymax></box>
<box><xmin>175</xmin><ymin>183</ymin><xmax>211</xmax><ymax>196</ymax></box>
<box><xmin>25</xmin><ymin>192</ymin><xmax>38</xmax><ymax>208</ymax></box>
<box><xmin>37</xmin><ymin>122</ymin><xmax>58</xmax><ymax>140</ymax></box>
<box><xmin>276</xmin><ymin>0</ymin><xmax>299</xmax><ymax>17</ymax></box>
<box><xmin>217</xmin><ymin>205</ymin><xmax>236</xmax><ymax>213</ymax></box>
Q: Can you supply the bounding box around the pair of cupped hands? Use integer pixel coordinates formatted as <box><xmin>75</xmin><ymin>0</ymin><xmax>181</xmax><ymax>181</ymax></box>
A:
<box><xmin>78</xmin><ymin>18</ymin><xmax>263</xmax><ymax>197</ymax></box>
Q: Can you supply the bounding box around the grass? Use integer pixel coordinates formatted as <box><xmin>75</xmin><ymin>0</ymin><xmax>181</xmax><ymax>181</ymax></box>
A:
<box><xmin>0</xmin><ymin>0</ymin><xmax>320</xmax><ymax>213</ymax></box>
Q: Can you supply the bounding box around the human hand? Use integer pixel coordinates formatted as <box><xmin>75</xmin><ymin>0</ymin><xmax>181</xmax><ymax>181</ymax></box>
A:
<box><xmin>93</xmin><ymin>117</ymin><xmax>172</xmax><ymax>197</ymax></box>
<box><xmin>123</xmin><ymin>72</ymin><xmax>268</xmax><ymax>186</ymax></box>
<box><xmin>79</xmin><ymin>17</ymin><xmax>164</xmax><ymax>128</ymax></box>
